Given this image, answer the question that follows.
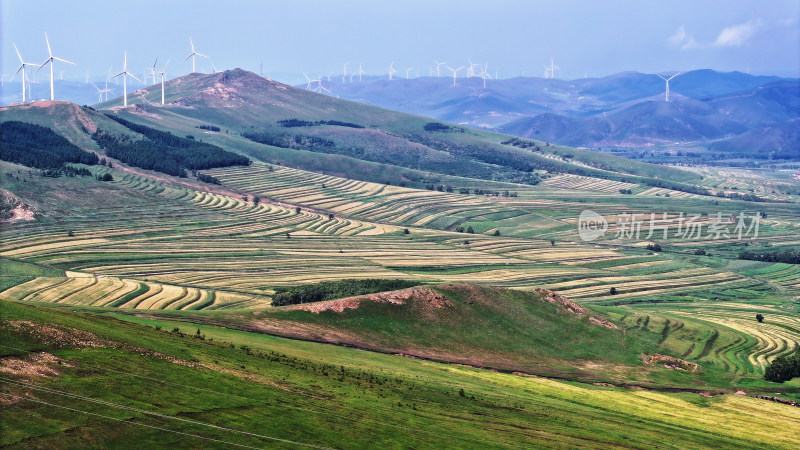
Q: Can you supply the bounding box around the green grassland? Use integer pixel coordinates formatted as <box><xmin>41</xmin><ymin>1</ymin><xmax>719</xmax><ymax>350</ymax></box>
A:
<box><xmin>2</xmin><ymin>71</ymin><xmax>800</xmax><ymax>446</ymax></box>
<box><xmin>3</xmin><ymin>300</ymin><xmax>800</xmax><ymax>448</ymax></box>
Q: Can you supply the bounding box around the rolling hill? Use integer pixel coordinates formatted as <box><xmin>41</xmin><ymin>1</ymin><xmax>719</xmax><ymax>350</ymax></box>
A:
<box><xmin>2</xmin><ymin>69</ymin><xmax>704</xmax><ymax>190</ymax></box>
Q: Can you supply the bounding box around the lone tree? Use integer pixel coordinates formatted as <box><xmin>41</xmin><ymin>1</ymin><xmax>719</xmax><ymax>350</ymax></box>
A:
<box><xmin>466</xmin><ymin>226</ymin><xmax>475</xmax><ymax>234</ymax></box>
<box><xmin>295</xmin><ymin>206</ymin><xmax>301</xmax><ymax>214</ymax></box>
<box><xmin>493</xmin><ymin>229</ymin><xmax>501</xmax><ymax>236</ymax></box>
<box><xmin>756</xmin><ymin>314</ymin><xmax>764</xmax><ymax>323</ymax></box>
<box><xmin>551</xmin><ymin>240</ymin><xmax>556</xmax><ymax>246</ymax></box>
<box><xmin>609</xmin><ymin>287</ymin><xmax>618</xmax><ymax>295</ymax></box>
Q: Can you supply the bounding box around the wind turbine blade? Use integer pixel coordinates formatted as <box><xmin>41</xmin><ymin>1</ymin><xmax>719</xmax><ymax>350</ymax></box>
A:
<box><xmin>13</xmin><ymin>43</ymin><xmax>23</xmax><ymax>62</ymax></box>
<box><xmin>128</xmin><ymin>73</ymin><xmax>142</xmax><ymax>83</ymax></box>
<box><xmin>91</xmin><ymin>82</ymin><xmax>100</xmax><ymax>91</ymax></box>
<box><xmin>45</xmin><ymin>33</ymin><xmax>52</xmax><ymax>56</ymax></box>
<box><xmin>11</xmin><ymin>65</ymin><xmax>23</xmax><ymax>80</ymax></box>
<box><xmin>35</xmin><ymin>60</ymin><xmax>50</xmax><ymax>73</ymax></box>
<box><xmin>197</xmin><ymin>52</ymin><xmax>209</xmax><ymax>59</ymax></box>
<box><xmin>184</xmin><ymin>54</ymin><xmax>193</xmax><ymax>61</ymax></box>
<box><xmin>54</xmin><ymin>57</ymin><xmax>76</xmax><ymax>65</ymax></box>
<box><xmin>668</xmin><ymin>72</ymin><xmax>680</xmax><ymax>81</ymax></box>
<box><xmin>152</xmin><ymin>58</ymin><xmax>158</xmax><ymax>70</ymax></box>
<box><xmin>656</xmin><ymin>74</ymin><xmax>668</xmax><ymax>81</ymax></box>
<box><xmin>113</xmin><ymin>71</ymin><xmax>124</xmax><ymax>78</ymax></box>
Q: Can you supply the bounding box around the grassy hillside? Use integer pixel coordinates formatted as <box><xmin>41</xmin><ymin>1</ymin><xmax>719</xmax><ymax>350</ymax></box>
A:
<box><xmin>3</xmin><ymin>300</ymin><xmax>800</xmax><ymax>448</ymax></box>
<box><xmin>93</xmin><ymin>69</ymin><xmax>701</xmax><ymax>185</ymax></box>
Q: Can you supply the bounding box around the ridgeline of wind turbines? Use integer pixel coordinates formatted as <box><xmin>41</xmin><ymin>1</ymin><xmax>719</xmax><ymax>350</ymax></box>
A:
<box><xmin>8</xmin><ymin>35</ymin><xmax>215</xmax><ymax>106</ymax></box>
<box><xmin>7</xmin><ymin>35</ymin><xmax>682</xmax><ymax>106</ymax></box>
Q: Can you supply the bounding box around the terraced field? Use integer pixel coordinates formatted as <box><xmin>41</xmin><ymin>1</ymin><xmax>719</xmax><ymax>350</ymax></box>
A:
<box><xmin>617</xmin><ymin>302</ymin><xmax>800</xmax><ymax>375</ymax></box>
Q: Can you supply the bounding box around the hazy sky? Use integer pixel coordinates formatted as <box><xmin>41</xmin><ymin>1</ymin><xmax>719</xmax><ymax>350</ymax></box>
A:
<box><xmin>2</xmin><ymin>0</ymin><xmax>798</xmax><ymax>84</ymax></box>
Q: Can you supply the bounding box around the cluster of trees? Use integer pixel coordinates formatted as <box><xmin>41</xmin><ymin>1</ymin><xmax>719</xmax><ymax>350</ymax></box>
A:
<box><xmin>716</xmin><ymin>191</ymin><xmax>767</xmax><ymax>202</ymax></box>
<box><xmin>764</xmin><ymin>349</ymin><xmax>800</xmax><ymax>383</ymax></box>
<box><xmin>278</xmin><ymin>119</ymin><xmax>364</xmax><ymax>129</ymax></box>
<box><xmin>196</xmin><ymin>124</ymin><xmax>221</xmax><ymax>132</ymax></box>
<box><xmin>501</xmin><ymin>137</ymin><xmax>540</xmax><ymax>150</ymax></box>
<box><xmin>422</xmin><ymin>184</ymin><xmax>519</xmax><ymax>197</ymax></box>
<box><xmin>271</xmin><ymin>279</ymin><xmax>421</xmax><ymax>306</ymax></box>
<box><xmin>646</xmin><ymin>243</ymin><xmax>662</xmax><ymax>252</ymax></box>
<box><xmin>92</xmin><ymin>115</ymin><xmax>249</xmax><ymax>177</ymax></box>
<box><xmin>739</xmin><ymin>248</ymin><xmax>800</xmax><ymax>264</ymax></box>
<box><xmin>423</xmin><ymin>122</ymin><xmax>463</xmax><ymax>133</ymax></box>
<box><xmin>243</xmin><ymin>131</ymin><xmax>338</xmax><ymax>152</ymax></box>
<box><xmin>40</xmin><ymin>166</ymin><xmax>93</xmax><ymax>178</ymax></box>
<box><xmin>196</xmin><ymin>173</ymin><xmax>221</xmax><ymax>184</ymax></box>
<box><xmin>0</xmin><ymin>121</ymin><xmax>99</xmax><ymax>170</ymax></box>
<box><xmin>619</xmin><ymin>189</ymin><xmax>633</xmax><ymax>194</ymax></box>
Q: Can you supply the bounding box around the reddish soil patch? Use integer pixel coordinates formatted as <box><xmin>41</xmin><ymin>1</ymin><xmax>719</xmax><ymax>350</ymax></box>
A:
<box><xmin>3</xmin><ymin>320</ymin><xmax>195</xmax><ymax>367</ymax></box>
<box><xmin>643</xmin><ymin>354</ymin><xmax>700</xmax><ymax>373</ymax></box>
<box><xmin>533</xmin><ymin>288</ymin><xmax>586</xmax><ymax>315</ymax></box>
<box><xmin>589</xmin><ymin>316</ymin><xmax>619</xmax><ymax>329</ymax></box>
<box><xmin>287</xmin><ymin>286</ymin><xmax>453</xmax><ymax>314</ymax></box>
<box><xmin>0</xmin><ymin>352</ymin><xmax>71</xmax><ymax>381</ymax></box>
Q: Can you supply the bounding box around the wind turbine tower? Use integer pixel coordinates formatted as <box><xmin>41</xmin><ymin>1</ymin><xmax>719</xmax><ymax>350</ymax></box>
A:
<box><xmin>37</xmin><ymin>33</ymin><xmax>75</xmax><ymax>101</ymax></box>
<box><xmin>185</xmin><ymin>38</ymin><xmax>209</xmax><ymax>73</ymax></box>
<box><xmin>358</xmin><ymin>63</ymin><xmax>365</xmax><ymax>82</ymax></box>
<box><xmin>157</xmin><ymin>60</ymin><xmax>170</xmax><ymax>105</ymax></box>
<box><xmin>342</xmin><ymin>62</ymin><xmax>348</xmax><ymax>83</ymax></box>
<box><xmin>11</xmin><ymin>43</ymin><xmax>40</xmax><ymax>103</ymax></box>
<box><xmin>656</xmin><ymin>73</ymin><xmax>681</xmax><ymax>101</ymax></box>
<box><xmin>479</xmin><ymin>63</ymin><xmax>493</xmax><ymax>89</ymax></box>
<box><xmin>388</xmin><ymin>62</ymin><xmax>397</xmax><ymax>80</ymax></box>
<box><xmin>434</xmin><ymin>60</ymin><xmax>447</xmax><ymax>77</ymax></box>
<box><xmin>113</xmin><ymin>51</ymin><xmax>142</xmax><ymax>107</ymax></box>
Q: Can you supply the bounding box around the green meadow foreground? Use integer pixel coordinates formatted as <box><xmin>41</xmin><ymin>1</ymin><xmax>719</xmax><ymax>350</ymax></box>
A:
<box><xmin>1</xmin><ymin>70</ymin><xmax>799</xmax><ymax>447</ymax></box>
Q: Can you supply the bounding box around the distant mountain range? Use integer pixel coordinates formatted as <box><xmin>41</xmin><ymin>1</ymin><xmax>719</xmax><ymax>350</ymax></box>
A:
<box><xmin>2</xmin><ymin>69</ymin><xmax>797</xmax><ymax>158</ymax></box>
<box><xmin>316</xmin><ymin>70</ymin><xmax>800</xmax><ymax>157</ymax></box>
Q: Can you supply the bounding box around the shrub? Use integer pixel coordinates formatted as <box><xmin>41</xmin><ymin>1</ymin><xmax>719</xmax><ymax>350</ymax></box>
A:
<box><xmin>271</xmin><ymin>279</ymin><xmax>422</xmax><ymax>306</ymax></box>
<box><xmin>764</xmin><ymin>350</ymin><xmax>800</xmax><ymax>383</ymax></box>
<box><xmin>609</xmin><ymin>287</ymin><xmax>617</xmax><ymax>295</ymax></box>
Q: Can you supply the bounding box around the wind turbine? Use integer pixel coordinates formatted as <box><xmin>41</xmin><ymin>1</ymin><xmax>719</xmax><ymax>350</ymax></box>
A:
<box><xmin>388</xmin><ymin>62</ymin><xmax>397</xmax><ymax>80</ymax></box>
<box><xmin>11</xmin><ymin>43</ymin><xmax>40</xmax><ymax>103</ymax></box>
<box><xmin>148</xmin><ymin>58</ymin><xmax>159</xmax><ymax>85</ymax></box>
<box><xmin>342</xmin><ymin>62</ymin><xmax>348</xmax><ymax>82</ymax></box>
<box><xmin>434</xmin><ymin>60</ymin><xmax>447</xmax><ymax>77</ymax></box>
<box><xmin>36</xmin><ymin>33</ymin><xmax>75</xmax><ymax>101</ymax></box>
<box><xmin>544</xmin><ymin>57</ymin><xmax>560</xmax><ymax>79</ymax></box>
<box><xmin>91</xmin><ymin>82</ymin><xmax>104</xmax><ymax>102</ymax></box>
<box><xmin>656</xmin><ymin>72</ymin><xmax>681</xmax><ymax>101</ymax></box>
<box><xmin>156</xmin><ymin>59</ymin><xmax>170</xmax><ymax>105</ymax></box>
<box><xmin>478</xmin><ymin>62</ymin><xmax>493</xmax><ymax>88</ymax></box>
<box><xmin>358</xmin><ymin>63</ymin><xmax>365</xmax><ymax>82</ymax></box>
<box><xmin>467</xmin><ymin>60</ymin><xmax>481</xmax><ymax>78</ymax></box>
<box><xmin>211</xmin><ymin>62</ymin><xmax>218</xmax><ymax>74</ymax></box>
<box><xmin>406</xmin><ymin>67</ymin><xmax>413</xmax><ymax>79</ymax></box>
<box><xmin>113</xmin><ymin>51</ymin><xmax>142</xmax><ymax>107</ymax></box>
<box><xmin>185</xmin><ymin>38</ymin><xmax>208</xmax><ymax>73</ymax></box>
<box><xmin>101</xmin><ymin>82</ymin><xmax>114</xmax><ymax>102</ymax></box>
<box><xmin>446</xmin><ymin>65</ymin><xmax>464</xmax><ymax>87</ymax></box>
<box><xmin>303</xmin><ymin>72</ymin><xmax>315</xmax><ymax>90</ymax></box>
